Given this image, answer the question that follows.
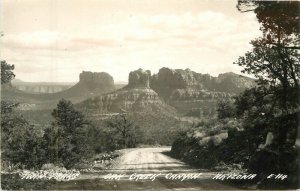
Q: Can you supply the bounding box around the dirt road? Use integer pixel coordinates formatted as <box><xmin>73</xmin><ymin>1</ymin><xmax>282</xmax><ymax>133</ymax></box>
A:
<box><xmin>52</xmin><ymin>147</ymin><xmax>239</xmax><ymax>190</ymax></box>
<box><xmin>111</xmin><ymin>147</ymin><xmax>192</xmax><ymax>172</ymax></box>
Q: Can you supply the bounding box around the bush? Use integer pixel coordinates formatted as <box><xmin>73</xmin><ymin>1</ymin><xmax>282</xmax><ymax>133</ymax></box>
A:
<box><xmin>1</xmin><ymin>106</ymin><xmax>46</xmax><ymax>169</ymax></box>
<box><xmin>1</xmin><ymin>173</ymin><xmax>55</xmax><ymax>190</ymax></box>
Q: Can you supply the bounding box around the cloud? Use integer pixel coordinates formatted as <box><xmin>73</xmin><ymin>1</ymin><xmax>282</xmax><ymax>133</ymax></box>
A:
<box><xmin>1</xmin><ymin>10</ymin><xmax>260</xmax><ymax>82</ymax></box>
<box><xmin>2</xmin><ymin>31</ymin><xmax>118</xmax><ymax>52</ymax></box>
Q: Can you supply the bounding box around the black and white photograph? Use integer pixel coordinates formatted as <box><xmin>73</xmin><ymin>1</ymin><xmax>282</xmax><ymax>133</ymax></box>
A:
<box><xmin>0</xmin><ymin>0</ymin><xmax>299</xmax><ymax>190</ymax></box>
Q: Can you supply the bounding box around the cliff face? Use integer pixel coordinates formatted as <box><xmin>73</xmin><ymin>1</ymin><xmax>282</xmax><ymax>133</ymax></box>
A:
<box><xmin>150</xmin><ymin>68</ymin><xmax>256</xmax><ymax>116</ymax></box>
<box><xmin>215</xmin><ymin>72</ymin><xmax>255</xmax><ymax>94</ymax></box>
<box><xmin>80</xmin><ymin>69</ymin><xmax>176</xmax><ymax>114</ymax></box>
<box><xmin>48</xmin><ymin>71</ymin><xmax>115</xmax><ymax>98</ymax></box>
<box><xmin>150</xmin><ymin>68</ymin><xmax>255</xmax><ymax>97</ymax></box>
<box><xmin>128</xmin><ymin>68</ymin><xmax>151</xmax><ymax>88</ymax></box>
<box><xmin>167</xmin><ymin>89</ymin><xmax>232</xmax><ymax>116</ymax></box>
<box><xmin>150</xmin><ymin>68</ymin><xmax>219</xmax><ymax>98</ymax></box>
<box><xmin>81</xmin><ymin>88</ymin><xmax>174</xmax><ymax>113</ymax></box>
<box><xmin>79</xmin><ymin>71</ymin><xmax>114</xmax><ymax>90</ymax></box>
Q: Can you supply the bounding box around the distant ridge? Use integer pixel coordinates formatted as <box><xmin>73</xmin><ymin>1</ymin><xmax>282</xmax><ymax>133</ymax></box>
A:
<box><xmin>2</xmin><ymin>68</ymin><xmax>256</xmax><ymax>113</ymax></box>
<box><xmin>2</xmin><ymin>71</ymin><xmax>116</xmax><ymax>109</ymax></box>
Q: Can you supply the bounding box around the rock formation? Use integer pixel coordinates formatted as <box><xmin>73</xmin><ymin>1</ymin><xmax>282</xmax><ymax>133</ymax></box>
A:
<box><xmin>215</xmin><ymin>72</ymin><xmax>255</xmax><ymax>94</ymax></box>
<box><xmin>42</xmin><ymin>71</ymin><xmax>116</xmax><ymax>98</ymax></box>
<box><xmin>81</xmin><ymin>88</ymin><xmax>174</xmax><ymax>113</ymax></box>
<box><xmin>80</xmin><ymin>69</ymin><xmax>176</xmax><ymax>114</ymax></box>
<box><xmin>4</xmin><ymin>67</ymin><xmax>255</xmax><ymax>115</ymax></box>
<box><xmin>79</xmin><ymin>71</ymin><xmax>114</xmax><ymax>89</ymax></box>
<box><xmin>79</xmin><ymin>67</ymin><xmax>256</xmax><ymax>117</ymax></box>
<box><xmin>128</xmin><ymin>68</ymin><xmax>151</xmax><ymax>88</ymax></box>
<box><xmin>150</xmin><ymin>68</ymin><xmax>218</xmax><ymax>98</ymax></box>
<box><xmin>150</xmin><ymin>67</ymin><xmax>256</xmax><ymax>116</ymax></box>
<box><xmin>150</xmin><ymin>68</ymin><xmax>255</xmax><ymax>97</ymax></box>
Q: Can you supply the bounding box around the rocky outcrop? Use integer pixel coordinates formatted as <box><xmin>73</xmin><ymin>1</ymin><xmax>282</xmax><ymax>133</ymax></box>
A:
<box><xmin>44</xmin><ymin>71</ymin><xmax>116</xmax><ymax>98</ymax></box>
<box><xmin>77</xmin><ymin>71</ymin><xmax>114</xmax><ymax>91</ymax></box>
<box><xmin>150</xmin><ymin>68</ymin><xmax>217</xmax><ymax>98</ymax></box>
<box><xmin>79</xmin><ymin>71</ymin><xmax>114</xmax><ymax>85</ymax></box>
<box><xmin>128</xmin><ymin>69</ymin><xmax>151</xmax><ymax>88</ymax></box>
<box><xmin>168</xmin><ymin>89</ymin><xmax>232</xmax><ymax>116</ymax></box>
<box><xmin>150</xmin><ymin>68</ymin><xmax>256</xmax><ymax>116</ymax></box>
<box><xmin>215</xmin><ymin>72</ymin><xmax>255</xmax><ymax>94</ymax></box>
<box><xmin>150</xmin><ymin>68</ymin><xmax>255</xmax><ymax>97</ymax></box>
<box><xmin>81</xmin><ymin>88</ymin><xmax>175</xmax><ymax>113</ymax></box>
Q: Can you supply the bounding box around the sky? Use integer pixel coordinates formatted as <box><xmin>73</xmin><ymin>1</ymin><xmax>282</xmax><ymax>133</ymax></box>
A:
<box><xmin>1</xmin><ymin>0</ymin><xmax>261</xmax><ymax>82</ymax></box>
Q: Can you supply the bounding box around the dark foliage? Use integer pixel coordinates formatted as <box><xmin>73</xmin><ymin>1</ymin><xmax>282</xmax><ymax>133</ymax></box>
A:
<box><xmin>105</xmin><ymin>114</ymin><xmax>144</xmax><ymax>150</ymax></box>
<box><xmin>171</xmin><ymin>1</ymin><xmax>299</xmax><ymax>189</ymax></box>
<box><xmin>1</xmin><ymin>60</ymin><xmax>15</xmax><ymax>85</ymax></box>
<box><xmin>1</xmin><ymin>61</ymin><xmax>46</xmax><ymax>169</ymax></box>
<box><xmin>217</xmin><ymin>99</ymin><xmax>236</xmax><ymax>119</ymax></box>
<box><xmin>1</xmin><ymin>108</ymin><xmax>46</xmax><ymax>169</ymax></box>
<box><xmin>43</xmin><ymin>99</ymin><xmax>94</xmax><ymax>168</ymax></box>
<box><xmin>1</xmin><ymin>174</ymin><xmax>55</xmax><ymax>190</ymax></box>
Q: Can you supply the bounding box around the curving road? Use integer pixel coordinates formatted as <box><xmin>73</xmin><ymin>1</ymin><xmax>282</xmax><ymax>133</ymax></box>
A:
<box><xmin>52</xmin><ymin>147</ymin><xmax>238</xmax><ymax>190</ymax></box>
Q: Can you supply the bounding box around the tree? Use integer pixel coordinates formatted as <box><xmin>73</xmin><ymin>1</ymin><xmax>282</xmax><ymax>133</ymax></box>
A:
<box><xmin>1</xmin><ymin>61</ymin><xmax>45</xmax><ymax>169</ymax></box>
<box><xmin>1</xmin><ymin>107</ymin><xmax>46</xmax><ymax>169</ymax></box>
<box><xmin>234</xmin><ymin>88</ymin><xmax>257</xmax><ymax>117</ymax></box>
<box><xmin>236</xmin><ymin>1</ymin><xmax>299</xmax><ymax>93</ymax></box>
<box><xmin>1</xmin><ymin>60</ymin><xmax>15</xmax><ymax>85</ymax></box>
<box><xmin>46</xmin><ymin>99</ymin><xmax>93</xmax><ymax>168</ymax></box>
<box><xmin>86</xmin><ymin>124</ymin><xmax>107</xmax><ymax>153</ymax></box>
<box><xmin>217</xmin><ymin>99</ymin><xmax>235</xmax><ymax>119</ymax></box>
<box><xmin>1</xmin><ymin>60</ymin><xmax>18</xmax><ymax>113</ymax></box>
<box><xmin>234</xmin><ymin>2</ymin><xmax>299</xmax><ymax>187</ymax></box>
<box><xmin>106</xmin><ymin>114</ymin><xmax>140</xmax><ymax>149</ymax></box>
<box><xmin>234</xmin><ymin>1</ymin><xmax>300</xmax><ymax>145</ymax></box>
<box><xmin>52</xmin><ymin>99</ymin><xmax>88</xmax><ymax>134</ymax></box>
<box><xmin>237</xmin><ymin>1</ymin><xmax>299</xmax><ymax>44</ymax></box>
<box><xmin>234</xmin><ymin>39</ymin><xmax>299</xmax><ymax>110</ymax></box>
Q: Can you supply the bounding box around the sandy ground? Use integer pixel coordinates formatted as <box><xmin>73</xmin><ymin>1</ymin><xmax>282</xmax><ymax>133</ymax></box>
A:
<box><xmin>51</xmin><ymin>147</ymin><xmax>239</xmax><ymax>190</ymax></box>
